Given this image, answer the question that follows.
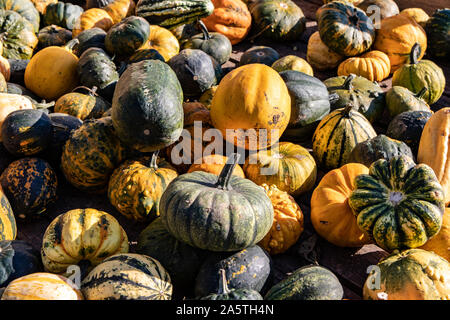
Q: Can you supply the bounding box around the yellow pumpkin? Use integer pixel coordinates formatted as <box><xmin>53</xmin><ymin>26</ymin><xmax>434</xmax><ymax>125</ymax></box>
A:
<box><xmin>103</xmin><ymin>0</ymin><xmax>135</xmax><ymax>24</ymax></box>
<box><xmin>72</xmin><ymin>8</ymin><xmax>114</xmax><ymax>38</ymax></box>
<box><xmin>311</xmin><ymin>163</ymin><xmax>372</xmax><ymax>247</ymax></box>
<box><xmin>187</xmin><ymin>154</ymin><xmax>246</xmax><ymax>178</ymax></box>
<box><xmin>306</xmin><ymin>31</ymin><xmax>344</xmax><ymax>71</ymax></box>
<box><xmin>140</xmin><ymin>25</ymin><xmax>180</xmax><ymax>62</ymax></box>
<box><xmin>337</xmin><ymin>50</ymin><xmax>391</xmax><ymax>82</ymax></box>
<box><xmin>399</xmin><ymin>8</ymin><xmax>429</xmax><ymax>27</ymax></box>
<box><xmin>258</xmin><ymin>184</ymin><xmax>304</xmax><ymax>255</ymax></box>
<box><xmin>420</xmin><ymin>208</ymin><xmax>450</xmax><ymax>262</ymax></box>
<box><xmin>210</xmin><ymin>63</ymin><xmax>291</xmax><ymax>150</ymax></box>
<box><xmin>24</xmin><ymin>39</ymin><xmax>79</xmax><ymax>101</ymax></box>
<box><xmin>271</xmin><ymin>55</ymin><xmax>314</xmax><ymax>76</ymax></box>
<box><xmin>0</xmin><ymin>93</ymin><xmax>34</xmax><ymax>142</ymax></box>
<box><xmin>0</xmin><ymin>56</ymin><xmax>10</xmax><ymax>81</ymax></box>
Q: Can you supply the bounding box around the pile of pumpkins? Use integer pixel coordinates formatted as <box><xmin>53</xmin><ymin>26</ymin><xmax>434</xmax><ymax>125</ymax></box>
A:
<box><xmin>0</xmin><ymin>0</ymin><xmax>449</xmax><ymax>300</ymax></box>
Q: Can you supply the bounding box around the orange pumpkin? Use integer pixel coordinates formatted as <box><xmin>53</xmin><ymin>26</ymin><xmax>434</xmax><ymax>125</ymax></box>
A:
<box><xmin>187</xmin><ymin>154</ymin><xmax>245</xmax><ymax>177</ymax></box>
<box><xmin>140</xmin><ymin>25</ymin><xmax>180</xmax><ymax>61</ymax></box>
<box><xmin>72</xmin><ymin>8</ymin><xmax>114</xmax><ymax>38</ymax></box>
<box><xmin>419</xmin><ymin>208</ymin><xmax>450</xmax><ymax>262</ymax></box>
<box><xmin>337</xmin><ymin>50</ymin><xmax>391</xmax><ymax>82</ymax></box>
<box><xmin>103</xmin><ymin>0</ymin><xmax>135</xmax><ymax>24</ymax></box>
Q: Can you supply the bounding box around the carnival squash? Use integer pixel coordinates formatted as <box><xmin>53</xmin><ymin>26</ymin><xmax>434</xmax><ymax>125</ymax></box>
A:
<box><xmin>358</xmin><ymin>0</ymin><xmax>399</xmax><ymax>20</ymax></box>
<box><xmin>31</xmin><ymin>0</ymin><xmax>57</xmax><ymax>15</ymax></box>
<box><xmin>0</xmin><ymin>93</ymin><xmax>33</xmax><ymax>142</ymax></box>
<box><xmin>400</xmin><ymin>8</ymin><xmax>429</xmax><ymax>27</ymax></box>
<box><xmin>37</xmin><ymin>25</ymin><xmax>72</xmax><ymax>50</ymax></box>
<box><xmin>103</xmin><ymin>0</ymin><xmax>135</xmax><ymax>24</ymax></box>
<box><xmin>424</xmin><ymin>9</ymin><xmax>450</xmax><ymax>59</ymax></box>
<box><xmin>0</xmin><ymin>0</ymin><xmax>40</xmax><ymax>33</ymax></box>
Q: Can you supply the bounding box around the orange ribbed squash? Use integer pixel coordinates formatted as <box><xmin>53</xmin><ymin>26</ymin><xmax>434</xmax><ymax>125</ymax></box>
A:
<box><xmin>187</xmin><ymin>154</ymin><xmax>245</xmax><ymax>178</ymax></box>
<box><xmin>337</xmin><ymin>50</ymin><xmax>391</xmax><ymax>82</ymax></box>
<box><xmin>399</xmin><ymin>8</ymin><xmax>429</xmax><ymax>27</ymax></box>
<box><xmin>72</xmin><ymin>8</ymin><xmax>113</xmax><ymax>37</ymax></box>
<box><xmin>420</xmin><ymin>208</ymin><xmax>450</xmax><ymax>261</ymax></box>
<box><xmin>103</xmin><ymin>0</ymin><xmax>135</xmax><ymax>24</ymax></box>
<box><xmin>140</xmin><ymin>25</ymin><xmax>180</xmax><ymax>61</ymax></box>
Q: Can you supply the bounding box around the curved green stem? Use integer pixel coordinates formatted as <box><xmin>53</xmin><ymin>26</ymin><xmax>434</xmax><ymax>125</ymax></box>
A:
<box><xmin>216</xmin><ymin>153</ymin><xmax>240</xmax><ymax>190</ymax></box>
<box><xmin>409</xmin><ymin>43</ymin><xmax>421</xmax><ymax>65</ymax></box>
<box><xmin>64</xmin><ymin>38</ymin><xmax>79</xmax><ymax>52</ymax></box>
<box><xmin>415</xmin><ymin>87</ymin><xmax>428</xmax><ymax>100</ymax></box>
<box><xmin>197</xmin><ymin>20</ymin><xmax>211</xmax><ymax>41</ymax></box>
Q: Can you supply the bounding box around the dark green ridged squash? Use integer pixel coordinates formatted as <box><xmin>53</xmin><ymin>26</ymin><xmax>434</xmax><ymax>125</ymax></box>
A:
<box><xmin>160</xmin><ymin>154</ymin><xmax>274</xmax><ymax>252</ymax></box>
<box><xmin>1</xmin><ymin>109</ymin><xmax>53</xmax><ymax>157</ymax></box>
<box><xmin>349</xmin><ymin>156</ymin><xmax>445</xmax><ymax>252</ymax></box>
<box><xmin>265</xmin><ymin>265</ymin><xmax>344</xmax><ymax>300</ymax></box>
<box><xmin>118</xmin><ymin>48</ymin><xmax>165</xmax><ymax>76</ymax></box>
<box><xmin>349</xmin><ymin>134</ymin><xmax>414</xmax><ymax>167</ymax></box>
<box><xmin>279</xmin><ymin>70</ymin><xmax>331</xmax><ymax>142</ymax></box>
<box><xmin>0</xmin><ymin>0</ymin><xmax>40</xmax><ymax>33</ymax></box>
<box><xmin>194</xmin><ymin>245</ymin><xmax>272</xmax><ymax>297</ymax></box>
<box><xmin>425</xmin><ymin>9</ymin><xmax>450</xmax><ymax>59</ymax></box>
<box><xmin>43</xmin><ymin>2</ymin><xmax>84</xmax><ymax>30</ymax></box>
<box><xmin>239</xmin><ymin>46</ymin><xmax>280</xmax><ymax>67</ymax></box>
<box><xmin>111</xmin><ymin>59</ymin><xmax>183</xmax><ymax>153</ymax></box>
<box><xmin>170</xmin><ymin>22</ymin><xmax>200</xmax><ymax>46</ymax></box>
<box><xmin>135</xmin><ymin>0</ymin><xmax>214</xmax><ymax>29</ymax></box>
<box><xmin>0</xmin><ymin>10</ymin><xmax>37</xmax><ymax>60</ymax></box>
<box><xmin>37</xmin><ymin>25</ymin><xmax>72</xmax><ymax>50</ymax></box>
<box><xmin>386</xmin><ymin>86</ymin><xmax>430</xmax><ymax>118</ymax></box>
<box><xmin>72</xmin><ymin>27</ymin><xmax>107</xmax><ymax>57</ymax></box>
<box><xmin>0</xmin><ymin>240</ymin><xmax>14</xmax><ymax>285</ymax></box>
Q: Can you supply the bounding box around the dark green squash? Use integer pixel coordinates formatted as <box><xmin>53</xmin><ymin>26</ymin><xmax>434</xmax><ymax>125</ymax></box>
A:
<box><xmin>0</xmin><ymin>240</ymin><xmax>14</xmax><ymax>286</ymax></box>
<box><xmin>86</xmin><ymin>0</ymin><xmax>114</xmax><ymax>9</ymax></box>
<box><xmin>118</xmin><ymin>48</ymin><xmax>165</xmax><ymax>76</ymax></box>
<box><xmin>0</xmin><ymin>144</ymin><xmax>16</xmax><ymax>175</ymax></box>
<box><xmin>265</xmin><ymin>265</ymin><xmax>344</xmax><ymax>300</ymax></box>
<box><xmin>72</xmin><ymin>27</ymin><xmax>107</xmax><ymax>57</ymax></box>
<box><xmin>239</xmin><ymin>46</ymin><xmax>280</xmax><ymax>67</ymax></box>
<box><xmin>357</xmin><ymin>0</ymin><xmax>399</xmax><ymax>20</ymax></box>
<box><xmin>6</xmin><ymin>82</ymin><xmax>39</xmax><ymax>100</ymax></box>
<box><xmin>386</xmin><ymin>86</ymin><xmax>430</xmax><ymax>118</ymax></box>
<box><xmin>0</xmin><ymin>0</ymin><xmax>40</xmax><ymax>33</ymax></box>
<box><xmin>43</xmin><ymin>1</ymin><xmax>84</xmax><ymax>30</ymax></box>
<box><xmin>425</xmin><ymin>9</ymin><xmax>450</xmax><ymax>59</ymax></box>
<box><xmin>37</xmin><ymin>25</ymin><xmax>72</xmax><ymax>51</ymax></box>
<box><xmin>170</xmin><ymin>22</ymin><xmax>200</xmax><ymax>46</ymax></box>
<box><xmin>0</xmin><ymin>10</ymin><xmax>37</xmax><ymax>60</ymax></box>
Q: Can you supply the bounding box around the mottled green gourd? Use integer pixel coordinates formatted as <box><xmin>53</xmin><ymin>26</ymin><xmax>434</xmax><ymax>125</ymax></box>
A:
<box><xmin>37</xmin><ymin>25</ymin><xmax>72</xmax><ymax>50</ymax></box>
<box><xmin>0</xmin><ymin>240</ymin><xmax>14</xmax><ymax>286</ymax></box>
<box><xmin>386</xmin><ymin>86</ymin><xmax>430</xmax><ymax>118</ymax></box>
<box><xmin>0</xmin><ymin>0</ymin><xmax>40</xmax><ymax>32</ymax></box>
<box><xmin>43</xmin><ymin>2</ymin><xmax>84</xmax><ymax>30</ymax></box>
<box><xmin>72</xmin><ymin>28</ymin><xmax>107</xmax><ymax>57</ymax></box>
<box><xmin>424</xmin><ymin>9</ymin><xmax>450</xmax><ymax>59</ymax></box>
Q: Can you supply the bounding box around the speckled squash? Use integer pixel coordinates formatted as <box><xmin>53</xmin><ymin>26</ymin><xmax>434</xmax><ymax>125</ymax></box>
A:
<box><xmin>349</xmin><ymin>156</ymin><xmax>445</xmax><ymax>252</ymax></box>
<box><xmin>72</xmin><ymin>27</ymin><xmax>106</xmax><ymax>57</ymax></box>
<box><xmin>140</xmin><ymin>24</ymin><xmax>180</xmax><ymax>62</ymax></box>
<box><xmin>363</xmin><ymin>249</ymin><xmax>450</xmax><ymax>300</ymax></box>
<box><xmin>71</xmin><ymin>8</ymin><xmax>113</xmax><ymax>38</ymax></box>
<box><xmin>43</xmin><ymin>2</ymin><xmax>83</xmax><ymax>30</ymax></box>
<box><xmin>0</xmin><ymin>158</ymin><xmax>57</xmax><ymax>221</ymax></box>
<box><xmin>244</xmin><ymin>142</ymin><xmax>317</xmax><ymax>196</ymax></box>
<box><xmin>271</xmin><ymin>55</ymin><xmax>313</xmax><ymax>76</ymax></box>
<box><xmin>0</xmin><ymin>93</ymin><xmax>33</xmax><ymax>142</ymax></box>
<box><xmin>238</xmin><ymin>46</ymin><xmax>280</xmax><ymax>66</ymax></box>
<box><xmin>41</xmin><ymin>208</ymin><xmax>129</xmax><ymax>275</ymax></box>
<box><xmin>424</xmin><ymin>9</ymin><xmax>450</xmax><ymax>59</ymax></box>
<box><xmin>103</xmin><ymin>0</ymin><xmax>135</xmax><ymax>24</ymax></box>
<box><xmin>187</xmin><ymin>154</ymin><xmax>245</xmax><ymax>178</ymax></box>
<box><xmin>0</xmin><ymin>0</ymin><xmax>40</xmax><ymax>32</ymax></box>
<box><xmin>386</xmin><ymin>86</ymin><xmax>430</xmax><ymax>118</ymax></box>
<box><xmin>0</xmin><ymin>186</ymin><xmax>16</xmax><ymax>241</ymax></box>
<box><xmin>306</xmin><ymin>31</ymin><xmax>344</xmax><ymax>71</ymax></box>
<box><xmin>37</xmin><ymin>25</ymin><xmax>72</xmax><ymax>50</ymax></box>
<box><xmin>419</xmin><ymin>208</ymin><xmax>449</xmax><ymax>262</ymax></box>
<box><xmin>400</xmin><ymin>8</ymin><xmax>429</xmax><ymax>27</ymax></box>
<box><xmin>81</xmin><ymin>253</ymin><xmax>173</xmax><ymax>300</ymax></box>
<box><xmin>337</xmin><ymin>50</ymin><xmax>391</xmax><ymax>82</ymax></box>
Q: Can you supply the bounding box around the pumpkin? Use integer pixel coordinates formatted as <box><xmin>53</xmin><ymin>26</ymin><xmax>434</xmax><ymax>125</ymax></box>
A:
<box><xmin>170</xmin><ymin>22</ymin><xmax>200</xmax><ymax>46</ymax></box>
<box><xmin>0</xmin><ymin>73</ymin><xmax>6</xmax><ymax>93</ymax></box>
<box><xmin>265</xmin><ymin>265</ymin><xmax>344</xmax><ymax>300</ymax></box>
<box><xmin>0</xmin><ymin>158</ymin><xmax>57</xmax><ymax>221</ymax></box>
<box><xmin>210</xmin><ymin>63</ymin><xmax>291</xmax><ymax>150</ymax></box>
<box><xmin>43</xmin><ymin>2</ymin><xmax>83</xmax><ymax>30</ymax></box>
<box><xmin>41</xmin><ymin>208</ymin><xmax>129</xmax><ymax>276</ymax></box>
<box><xmin>400</xmin><ymin>8</ymin><xmax>429</xmax><ymax>27</ymax></box>
<box><xmin>111</xmin><ymin>59</ymin><xmax>184</xmax><ymax>153</ymax></box>
<box><xmin>312</xmin><ymin>103</ymin><xmax>377</xmax><ymax>171</ymax></box>
<box><xmin>357</xmin><ymin>0</ymin><xmax>399</xmax><ymax>20</ymax></box>
<box><xmin>424</xmin><ymin>9</ymin><xmax>450</xmax><ymax>59</ymax></box>
<box><xmin>349</xmin><ymin>156</ymin><xmax>445</xmax><ymax>251</ymax></box>
<box><xmin>386</xmin><ymin>86</ymin><xmax>430</xmax><ymax>118</ymax></box>
<box><xmin>5</xmin><ymin>83</ymin><xmax>36</xmax><ymax>98</ymax></box>
<box><xmin>244</xmin><ymin>142</ymin><xmax>317</xmax><ymax>196</ymax></box>
<box><xmin>373</xmin><ymin>13</ymin><xmax>427</xmax><ymax>72</ymax></box>
<box><xmin>30</xmin><ymin>0</ymin><xmax>57</xmax><ymax>15</ymax></box>
<box><xmin>306</xmin><ymin>31</ymin><xmax>344</xmax><ymax>71</ymax></box>
<box><xmin>1</xmin><ymin>272</ymin><xmax>83</xmax><ymax>300</ymax></box>
<box><xmin>86</xmin><ymin>0</ymin><xmax>114</xmax><ymax>9</ymax></box>
<box><xmin>392</xmin><ymin>43</ymin><xmax>446</xmax><ymax>105</ymax></box>
<box><xmin>81</xmin><ymin>253</ymin><xmax>172</xmax><ymax>300</ymax></box>
<box><xmin>420</xmin><ymin>208</ymin><xmax>449</xmax><ymax>262</ymax></box>
<box><xmin>417</xmin><ymin>108</ymin><xmax>450</xmax><ymax>206</ymax></box>
<box><xmin>0</xmin><ymin>240</ymin><xmax>14</xmax><ymax>286</ymax></box>
<box><xmin>0</xmin><ymin>10</ymin><xmax>38</xmax><ymax>60</ymax></box>
<box><xmin>323</xmin><ymin>0</ymin><xmax>363</xmax><ymax>4</ymax></box>
<box><xmin>0</xmin><ymin>0</ymin><xmax>40</xmax><ymax>32</ymax></box>
<box><xmin>337</xmin><ymin>50</ymin><xmax>391</xmax><ymax>82</ymax></box>
<box><xmin>0</xmin><ymin>144</ymin><xmax>15</xmax><ymax>175</ymax></box>
<box><xmin>160</xmin><ymin>153</ymin><xmax>274</xmax><ymax>252</ymax></box>
<box><xmin>139</xmin><ymin>24</ymin><xmax>180</xmax><ymax>62</ymax></box>
<box><xmin>24</xmin><ymin>39</ymin><xmax>79</xmax><ymax>101</ymax></box>
<box><xmin>238</xmin><ymin>46</ymin><xmax>280</xmax><ymax>67</ymax></box>
<box><xmin>194</xmin><ymin>245</ymin><xmax>272</xmax><ymax>297</ymax></box>
<box><xmin>200</xmin><ymin>0</ymin><xmax>252</xmax><ymax>45</ymax></box>
<box><xmin>72</xmin><ymin>27</ymin><xmax>106</xmax><ymax>57</ymax></box>
<box><xmin>103</xmin><ymin>0</ymin><xmax>135</xmax><ymax>24</ymax></box>
<box><xmin>247</xmin><ymin>0</ymin><xmax>306</xmax><ymax>41</ymax></box>
<box><xmin>187</xmin><ymin>154</ymin><xmax>245</xmax><ymax>178</ymax></box>
<box><xmin>71</xmin><ymin>8</ymin><xmax>113</xmax><ymax>38</ymax></box>
<box><xmin>54</xmin><ymin>86</ymin><xmax>111</xmax><ymax>120</ymax></box>
<box><xmin>37</xmin><ymin>25</ymin><xmax>72</xmax><ymax>50</ymax></box>
<box><xmin>1</xmin><ymin>109</ymin><xmax>53</xmax><ymax>157</ymax></box>
<box><xmin>363</xmin><ymin>249</ymin><xmax>450</xmax><ymax>300</ymax></box>
<box><xmin>108</xmin><ymin>151</ymin><xmax>178</xmax><ymax>222</ymax></box>
<box><xmin>311</xmin><ymin>163</ymin><xmax>371</xmax><ymax>247</ymax></box>
<box><xmin>271</xmin><ymin>55</ymin><xmax>313</xmax><ymax>76</ymax></box>
<box><xmin>127</xmin><ymin>48</ymin><xmax>165</xmax><ymax>64</ymax></box>
<box><xmin>0</xmin><ymin>93</ymin><xmax>33</xmax><ymax>142</ymax></box>
<box><xmin>0</xmin><ymin>185</ymin><xmax>16</xmax><ymax>241</ymax></box>
<box><xmin>0</xmin><ymin>56</ymin><xmax>10</xmax><ymax>81</ymax></box>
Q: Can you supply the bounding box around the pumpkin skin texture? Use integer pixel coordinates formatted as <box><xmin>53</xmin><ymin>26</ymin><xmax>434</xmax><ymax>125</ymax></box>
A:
<box><xmin>43</xmin><ymin>2</ymin><xmax>83</xmax><ymax>30</ymax></box>
<box><xmin>108</xmin><ymin>153</ymin><xmax>178</xmax><ymax>222</ymax></box>
<box><xmin>201</xmin><ymin>0</ymin><xmax>252</xmax><ymax>45</ymax></box>
<box><xmin>373</xmin><ymin>13</ymin><xmax>427</xmax><ymax>72</ymax></box>
<box><xmin>111</xmin><ymin>59</ymin><xmax>184</xmax><ymax>153</ymax></box>
<box><xmin>272</xmin><ymin>55</ymin><xmax>313</xmax><ymax>76</ymax></box>
<box><xmin>210</xmin><ymin>64</ymin><xmax>291</xmax><ymax>151</ymax></box>
<box><xmin>306</xmin><ymin>31</ymin><xmax>344</xmax><ymax>71</ymax></box>
<box><xmin>417</xmin><ymin>108</ymin><xmax>450</xmax><ymax>206</ymax></box>
<box><xmin>0</xmin><ymin>0</ymin><xmax>40</xmax><ymax>33</ymax></box>
<box><xmin>311</xmin><ymin>163</ymin><xmax>371</xmax><ymax>247</ymax></box>
<box><xmin>41</xmin><ymin>208</ymin><xmax>129</xmax><ymax>275</ymax></box>
<box><xmin>239</xmin><ymin>46</ymin><xmax>280</xmax><ymax>67</ymax></box>
<box><xmin>0</xmin><ymin>158</ymin><xmax>57</xmax><ymax>221</ymax></box>
<box><xmin>386</xmin><ymin>86</ymin><xmax>430</xmax><ymax>118</ymax></box>
<box><xmin>71</xmin><ymin>8</ymin><xmax>113</xmax><ymax>38</ymax></box>
<box><xmin>128</xmin><ymin>48</ymin><xmax>165</xmax><ymax>64</ymax></box>
<box><xmin>420</xmin><ymin>208</ymin><xmax>450</xmax><ymax>262</ymax></box>
<box><xmin>140</xmin><ymin>24</ymin><xmax>180</xmax><ymax>62</ymax></box>
<box><xmin>160</xmin><ymin>154</ymin><xmax>274</xmax><ymax>252</ymax></box>
<box><xmin>1</xmin><ymin>272</ymin><xmax>83</xmax><ymax>300</ymax></box>
<box><xmin>103</xmin><ymin>0</ymin><xmax>135</xmax><ymax>25</ymax></box>
<box><xmin>425</xmin><ymin>9</ymin><xmax>450</xmax><ymax>59</ymax></box>
<box><xmin>312</xmin><ymin>104</ymin><xmax>377</xmax><ymax>171</ymax></box>
<box><xmin>244</xmin><ymin>142</ymin><xmax>317</xmax><ymax>197</ymax></box>
<box><xmin>72</xmin><ymin>27</ymin><xmax>106</xmax><ymax>57</ymax></box>
<box><xmin>400</xmin><ymin>8</ymin><xmax>429</xmax><ymax>27</ymax></box>
<box><xmin>0</xmin><ymin>185</ymin><xmax>16</xmax><ymax>241</ymax></box>
<box><xmin>265</xmin><ymin>265</ymin><xmax>344</xmax><ymax>300</ymax></box>
<box><xmin>337</xmin><ymin>50</ymin><xmax>391</xmax><ymax>82</ymax></box>
<box><xmin>187</xmin><ymin>154</ymin><xmax>245</xmax><ymax>178</ymax></box>
<box><xmin>81</xmin><ymin>253</ymin><xmax>173</xmax><ymax>300</ymax></box>
<box><xmin>31</xmin><ymin>0</ymin><xmax>57</xmax><ymax>15</ymax></box>
<box><xmin>349</xmin><ymin>156</ymin><xmax>445</xmax><ymax>252</ymax></box>
<box><xmin>37</xmin><ymin>25</ymin><xmax>72</xmax><ymax>50</ymax></box>
<box><xmin>0</xmin><ymin>93</ymin><xmax>33</xmax><ymax>142</ymax></box>
<box><xmin>363</xmin><ymin>249</ymin><xmax>450</xmax><ymax>300</ymax></box>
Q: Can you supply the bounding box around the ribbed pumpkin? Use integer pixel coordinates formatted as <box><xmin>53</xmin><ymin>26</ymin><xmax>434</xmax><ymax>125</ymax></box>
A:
<box><xmin>311</xmin><ymin>163</ymin><xmax>371</xmax><ymax>247</ymax></box>
<box><xmin>312</xmin><ymin>104</ymin><xmax>377</xmax><ymax>171</ymax></box>
<box><xmin>0</xmin><ymin>0</ymin><xmax>40</xmax><ymax>33</ymax></box>
<box><xmin>258</xmin><ymin>184</ymin><xmax>304</xmax><ymax>255</ymax></box>
<box><xmin>0</xmin><ymin>186</ymin><xmax>16</xmax><ymax>241</ymax></box>
<box><xmin>373</xmin><ymin>13</ymin><xmax>427</xmax><ymax>72</ymax></box>
<box><xmin>187</xmin><ymin>154</ymin><xmax>245</xmax><ymax>178</ymax></box>
<box><xmin>43</xmin><ymin>2</ymin><xmax>84</xmax><ymax>30</ymax></box>
<box><xmin>400</xmin><ymin>8</ymin><xmax>429</xmax><ymax>27</ymax></box>
<box><xmin>363</xmin><ymin>249</ymin><xmax>450</xmax><ymax>300</ymax></box>
<box><xmin>417</xmin><ymin>108</ymin><xmax>450</xmax><ymax>206</ymax></box>
<box><xmin>272</xmin><ymin>55</ymin><xmax>313</xmax><ymax>76</ymax></box>
<box><xmin>139</xmin><ymin>24</ymin><xmax>180</xmax><ymax>62</ymax></box>
<box><xmin>24</xmin><ymin>39</ymin><xmax>79</xmax><ymax>101</ymax></box>
<box><xmin>337</xmin><ymin>51</ymin><xmax>390</xmax><ymax>82</ymax></box>
<box><xmin>210</xmin><ymin>63</ymin><xmax>291</xmax><ymax>150</ymax></box>
<box><xmin>71</xmin><ymin>8</ymin><xmax>113</xmax><ymax>38</ymax></box>
<box><xmin>357</xmin><ymin>0</ymin><xmax>399</xmax><ymax>20</ymax></box>
<box><xmin>1</xmin><ymin>272</ymin><xmax>83</xmax><ymax>300</ymax></box>
<box><xmin>201</xmin><ymin>0</ymin><xmax>252</xmax><ymax>45</ymax></box>
<box><xmin>244</xmin><ymin>142</ymin><xmax>317</xmax><ymax>197</ymax></box>
<box><xmin>41</xmin><ymin>208</ymin><xmax>129</xmax><ymax>275</ymax></box>
<box><xmin>127</xmin><ymin>48</ymin><xmax>165</xmax><ymax>65</ymax></box>
<box><xmin>386</xmin><ymin>86</ymin><xmax>430</xmax><ymax>118</ymax></box>
<box><xmin>424</xmin><ymin>9</ymin><xmax>450</xmax><ymax>59</ymax></box>
<box><xmin>239</xmin><ymin>46</ymin><xmax>280</xmax><ymax>67</ymax></box>
<box><xmin>81</xmin><ymin>253</ymin><xmax>172</xmax><ymax>300</ymax></box>
<box><xmin>103</xmin><ymin>0</ymin><xmax>135</xmax><ymax>24</ymax></box>
<box><xmin>349</xmin><ymin>156</ymin><xmax>445</xmax><ymax>252</ymax></box>
<box><xmin>37</xmin><ymin>25</ymin><xmax>72</xmax><ymax>50</ymax></box>
<box><xmin>420</xmin><ymin>208</ymin><xmax>449</xmax><ymax>262</ymax></box>
<box><xmin>0</xmin><ymin>93</ymin><xmax>33</xmax><ymax>142</ymax></box>
<box><xmin>108</xmin><ymin>152</ymin><xmax>178</xmax><ymax>222</ymax></box>
<box><xmin>306</xmin><ymin>31</ymin><xmax>344</xmax><ymax>71</ymax></box>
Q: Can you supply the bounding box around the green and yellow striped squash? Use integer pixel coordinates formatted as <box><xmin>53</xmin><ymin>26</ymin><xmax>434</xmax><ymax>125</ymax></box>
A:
<box><xmin>0</xmin><ymin>187</ymin><xmax>16</xmax><ymax>241</ymax></box>
<box><xmin>81</xmin><ymin>253</ymin><xmax>172</xmax><ymax>300</ymax></box>
<box><xmin>349</xmin><ymin>156</ymin><xmax>445</xmax><ymax>252</ymax></box>
<box><xmin>424</xmin><ymin>9</ymin><xmax>450</xmax><ymax>59</ymax></box>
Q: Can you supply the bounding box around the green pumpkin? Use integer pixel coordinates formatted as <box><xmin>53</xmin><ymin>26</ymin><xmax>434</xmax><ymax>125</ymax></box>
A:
<box><xmin>0</xmin><ymin>10</ymin><xmax>37</xmax><ymax>60</ymax></box>
<box><xmin>182</xmin><ymin>21</ymin><xmax>232</xmax><ymax>65</ymax></box>
<box><xmin>0</xmin><ymin>240</ymin><xmax>14</xmax><ymax>286</ymax></box>
<box><xmin>324</xmin><ymin>74</ymin><xmax>386</xmax><ymax>123</ymax></box>
<box><xmin>247</xmin><ymin>0</ymin><xmax>306</xmax><ymax>41</ymax></box>
<box><xmin>386</xmin><ymin>86</ymin><xmax>430</xmax><ymax>118</ymax></box>
<box><xmin>170</xmin><ymin>22</ymin><xmax>200</xmax><ymax>46</ymax></box>
<box><xmin>349</xmin><ymin>156</ymin><xmax>445</xmax><ymax>252</ymax></box>
<box><xmin>265</xmin><ymin>265</ymin><xmax>344</xmax><ymax>300</ymax></box>
<box><xmin>425</xmin><ymin>9</ymin><xmax>450</xmax><ymax>59</ymax></box>
<box><xmin>72</xmin><ymin>27</ymin><xmax>107</xmax><ymax>57</ymax></box>
<box><xmin>37</xmin><ymin>25</ymin><xmax>72</xmax><ymax>51</ymax></box>
<box><xmin>316</xmin><ymin>1</ymin><xmax>375</xmax><ymax>56</ymax></box>
<box><xmin>392</xmin><ymin>43</ymin><xmax>446</xmax><ymax>105</ymax></box>
<box><xmin>160</xmin><ymin>154</ymin><xmax>274</xmax><ymax>252</ymax></box>
<box><xmin>43</xmin><ymin>2</ymin><xmax>84</xmax><ymax>30</ymax></box>
<box><xmin>111</xmin><ymin>59</ymin><xmax>183</xmax><ymax>153</ymax></box>
<box><xmin>0</xmin><ymin>0</ymin><xmax>40</xmax><ymax>33</ymax></box>
<box><xmin>239</xmin><ymin>46</ymin><xmax>280</xmax><ymax>67</ymax></box>
<box><xmin>279</xmin><ymin>70</ymin><xmax>331</xmax><ymax>142</ymax></box>
<box><xmin>118</xmin><ymin>48</ymin><xmax>166</xmax><ymax>76</ymax></box>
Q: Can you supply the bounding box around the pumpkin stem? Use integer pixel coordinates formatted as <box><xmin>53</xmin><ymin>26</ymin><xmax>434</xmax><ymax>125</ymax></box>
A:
<box><xmin>343</xmin><ymin>74</ymin><xmax>355</xmax><ymax>91</ymax></box>
<box><xmin>415</xmin><ymin>87</ymin><xmax>428</xmax><ymax>100</ymax></box>
<box><xmin>218</xmin><ymin>269</ymin><xmax>230</xmax><ymax>295</ymax></box>
<box><xmin>72</xmin><ymin>86</ymin><xmax>99</xmax><ymax>97</ymax></box>
<box><xmin>149</xmin><ymin>150</ymin><xmax>160</xmax><ymax>169</ymax></box>
<box><xmin>216</xmin><ymin>153</ymin><xmax>240</xmax><ymax>190</ymax></box>
<box><xmin>32</xmin><ymin>99</ymin><xmax>55</xmax><ymax>109</ymax></box>
<box><xmin>409</xmin><ymin>43</ymin><xmax>421</xmax><ymax>65</ymax></box>
<box><xmin>64</xmin><ymin>38</ymin><xmax>79</xmax><ymax>52</ymax></box>
<box><xmin>342</xmin><ymin>96</ymin><xmax>356</xmax><ymax>117</ymax></box>
<box><xmin>197</xmin><ymin>20</ymin><xmax>211</xmax><ymax>41</ymax></box>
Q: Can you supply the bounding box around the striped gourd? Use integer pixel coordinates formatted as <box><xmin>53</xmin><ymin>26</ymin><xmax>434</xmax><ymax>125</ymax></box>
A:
<box><xmin>0</xmin><ymin>186</ymin><xmax>16</xmax><ymax>241</ymax></box>
<box><xmin>1</xmin><ymin>272</ymin><xmax>83</xmax><ymax>300</ymax></box>
<box><xmin>312</xmin><ymin>104</ymin><xmax>377</xmax><ymax>171</ymax></box>
<box><xmin>81</xmin><ymin>253</ymin><xmax>172</xmax><ymax>300</ymax></box>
